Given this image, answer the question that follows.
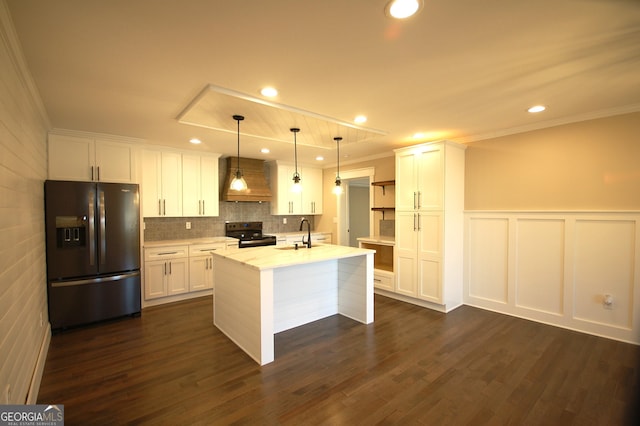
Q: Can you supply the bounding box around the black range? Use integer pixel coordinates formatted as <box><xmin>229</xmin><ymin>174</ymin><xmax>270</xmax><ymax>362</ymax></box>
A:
<box><xmin>225</xmin><ymin>222</ymin><xmax>277</xmax><ymax>248</ymax></box>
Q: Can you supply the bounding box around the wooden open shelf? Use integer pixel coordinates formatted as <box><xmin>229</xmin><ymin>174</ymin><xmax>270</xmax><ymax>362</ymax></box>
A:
<box><xmin>371</xmin><ymin>180</ymin><xmax>395</xmax><ymax>187</ymax></box>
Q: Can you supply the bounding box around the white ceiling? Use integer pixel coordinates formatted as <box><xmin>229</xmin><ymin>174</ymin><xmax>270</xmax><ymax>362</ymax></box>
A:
<box><xmin>6</xmin><ymin>0</ymin><xmax>640</xmax><ymax>167</ymax></box>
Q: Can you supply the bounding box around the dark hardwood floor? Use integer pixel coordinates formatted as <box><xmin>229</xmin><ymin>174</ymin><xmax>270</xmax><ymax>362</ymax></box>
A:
<box><xmin>38</xmin><ymin>295</ymin><xmax>640</xmax><ymax>425</ymax></box>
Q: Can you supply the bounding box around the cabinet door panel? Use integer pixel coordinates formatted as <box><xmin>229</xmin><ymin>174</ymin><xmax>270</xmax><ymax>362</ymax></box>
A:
<box><xmin>417</xmin><ymin>148</ymin><xmax>443</xmax><ymax>210</ymax></box>
<box><xmin>48</xmin><ymin>134</ymin><xmax>94</xmax><ymax>181</ymax></box>
<box><xmin>141</xmin><ymin>150</ymin><xmax>162</xmax><ymax>217</ymax></box>
<box><xmin>418</xmin><ymin>258</ymin><xmax>441</xmax><ymax>302</ymax></box>
<box><xmin>395</xmin><ymin>212</ymin><xmax>418</xmax><ymax>297</ymax></box>
<box><xmin>167</xmin><ymin>258</ymin><xmax>188</xmax><ymax>295</ymax></box>
<box><xmin>395</xmin><ymin>152</ymin><xmax>417</xmax><ymax>210</ymax></box>
<box><xmin>95</xmin><ymin>140</ymin><xmax>134</xmax><ymax>183</ymax></box>
<box><xmin>182</xmin><ymin>155</ymin><xmax>201</xmax><ymax>216</ymax></box>
<box><xmin>418</xmin><ymin>213</ymin><xmax>441</xmax><ymax>256</ymax></box>
<box><xmin>189</xmin><ymin>256</ymin><xmax>208</xmax><ymax>291</ymax></box>
<box><xmin>161</xmin><ymin>152</ymin><xmax>182</xmax><ymax>217</ymax></box>
<box><xmin>144</xmin><ymin>261</ymin><xmax>167</xmax><ymax>299</ymax></box>
<box><xmin>200</xmin><ymin>156</ymin><xmax>219</xmax><ymax>217</ymax></box>
<box><xmin>302</xmin><ymin>166</ymin><xmax>323</xmax><ymax>214</ymax></box>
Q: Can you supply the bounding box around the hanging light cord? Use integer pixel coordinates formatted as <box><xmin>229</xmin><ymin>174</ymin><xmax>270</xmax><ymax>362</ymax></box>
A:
<box><xmin>291</xmin><ymin>128</ymin><xmax>301</xmax><ymax>182</ymax></box>
<box><xmin>335</xmin><ymin>137</ymin><xmax>341</xmax><ymax>180</ymax></box>
<box><xmin>293</xmin><ymin>129</ymin><xmax>299</xmax><ymax>176</ymax></box>
<box><xmin>234</xmin><ymin>115</ymin><xmax>243</xmax><ymax>176</ymax></box>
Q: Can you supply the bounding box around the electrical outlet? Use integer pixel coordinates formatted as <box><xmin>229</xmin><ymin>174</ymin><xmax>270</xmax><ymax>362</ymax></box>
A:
<box><xmin>186</xmin><ymin>222</ymin><xmax>191</xmax><ymax>230</ymax></box>
<box><xmin>40</xmin><ymin>312</ymin><xmax>43</xmax><ymax>327</ymax></box>
<box><xmin>603</xmin><ymin>294</ymin><xmax>614</xmax><ymax>309</ymax></box>
<box><xmin>283</xmin><ymin>218</ymin><xmax>287</xmax><ymax>224</ymax></box>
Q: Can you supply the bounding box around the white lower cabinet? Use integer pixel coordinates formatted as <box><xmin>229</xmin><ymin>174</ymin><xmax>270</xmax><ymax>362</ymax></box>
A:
<box><xmin>188</xmin><ymin>243</ymin><xmax>225</xmax><ymax>291</ymax></box>
<box><xmin>144</xmin><ymin>240</ymin><xmax>235</xmax><ymax>304</ymax></box>
<box><xmin>144</xmin><ymin>245</ymin><xmax>189</xmax><ymax>299</ymax></box>
<box><xmin>358</xmin><ymin>239</ymin><xmax>395</xmax><ymax>292</ymax></box>
<box><xmin>373</xmin><ymin>269</ymin><xmax>395</xmax><ymax>292</ymax></box>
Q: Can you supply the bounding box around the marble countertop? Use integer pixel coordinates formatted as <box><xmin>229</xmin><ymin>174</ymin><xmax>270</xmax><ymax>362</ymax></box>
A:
<box><xmin>357</xmin><ymin>235</ymin><xmax>395</xmax><ymax>245</ymax></box>
<box><xmin>211</xmin><ymin>243</ymin><xmax>374</xmax><ymax>271</ymax></box>
<box><xmin>143</xmin><ymin>237</ymin><xmax>237</xmax><ymax>248</ymax></box>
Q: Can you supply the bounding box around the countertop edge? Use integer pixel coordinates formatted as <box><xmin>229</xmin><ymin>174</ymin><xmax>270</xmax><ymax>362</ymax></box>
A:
<box><xmin>143</xmin><ymin>237</ymin><xmax>237</xmax><ymax>248</ymax></box>
<box><xmin>211</xmin><ymin>244</ymin><xmax>374</xmax><ymax>271</ymax></box>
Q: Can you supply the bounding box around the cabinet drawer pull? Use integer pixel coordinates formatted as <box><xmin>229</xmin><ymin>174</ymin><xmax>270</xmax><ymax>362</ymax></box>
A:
<box><xmin>158</xmin><ymin>251</ymin><xmax>178</xmax><ymax>255</ymax></box>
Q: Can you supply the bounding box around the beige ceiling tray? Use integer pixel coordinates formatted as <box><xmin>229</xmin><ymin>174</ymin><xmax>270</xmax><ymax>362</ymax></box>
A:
<box><xmin>177</xmin><ymin>84</ymin><xmax>387</xmax><ymax>149</ymax></box>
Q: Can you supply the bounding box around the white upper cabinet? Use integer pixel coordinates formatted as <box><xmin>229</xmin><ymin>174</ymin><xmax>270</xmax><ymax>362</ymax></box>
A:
<box><xmin>395</xmin><ymin>144</ymin><xmax>443</xmax><ymax>211</ymax></box>
<box><xmin>141</xmin><ymin>150</ymin><xmax>182</xmax><ymax>217</ymax></box>
<box><xmin>182</xmin><ymin>154</ymin><xmax>220</xmax><ymax>217</ymax></box>
<box><xmin>270</xmin><ymin>161</ymin><xmax>323</xmax><ymax>215</ymax></box>
<box><xmin>302</xmin><ymin>166</ymin><xmax>323</xmax><ymax>214</ymax></box>
<box><xmin>48</xmin><ymin>132</ymin><xmax>137</xmax><ymax>183</ymax></box>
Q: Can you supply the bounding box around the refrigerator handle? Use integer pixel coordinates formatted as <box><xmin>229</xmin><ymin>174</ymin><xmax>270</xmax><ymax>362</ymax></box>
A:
<box><xmin>99</xmin><ymin>189</ymin><xmax>106</xmax><ymax>265</ymax></box>
<box><xmin>88</xmin><ymin>191</ymin><xmax>95</xmax><ymax>266</ymax></box>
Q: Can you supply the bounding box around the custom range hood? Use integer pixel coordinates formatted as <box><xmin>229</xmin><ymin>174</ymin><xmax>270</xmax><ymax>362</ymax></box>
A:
<box><xmin>221</xmin><ymin>157</ymin><xmax>272</xmax><ymax>202</ymax></box>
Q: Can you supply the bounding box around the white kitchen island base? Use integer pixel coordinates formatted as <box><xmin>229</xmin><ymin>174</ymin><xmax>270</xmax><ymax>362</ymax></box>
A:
<box><xmin>212</xmin><ymin>245</ymin><xmax>374</xmax><ymax>365</ymax></box>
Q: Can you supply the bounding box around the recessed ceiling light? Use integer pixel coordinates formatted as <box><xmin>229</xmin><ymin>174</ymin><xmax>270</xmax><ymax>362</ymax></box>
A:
<box><xmin>260</xmin><ymin>87</ymin><xmax>278</xmax><ymax>97</ymax></box>
<box><xmin>528</xmin><ymin>105</ymin><xmax>546</xmax><ymax>113</ymax></box>
<box><xmin>316</xmin><ymin>156</ymin><xmax>324</xmax><ymax>161</ymax></box>
<box><xmin>412</xmin><ymin>132</ymin><xmax>424</xmax><ymax>139</ymax></box>
<box><xmin>260</xmin><ymin>148</ymin><xmax>270</xmax><ymax>154</ymax></box>
<box><xmin>385</xmin><ymin>0</ymin><xmax>423</xmax><ymax>19</ymax></box>
<box><xmin>354</xmin><ymin>115</ymin><xmax>367</xmax><ymax>124</ymax></box>
<box><xmin>189</xmin><ymin>138</ymin><xmax>201</xmax><ymax>144</ymax></box>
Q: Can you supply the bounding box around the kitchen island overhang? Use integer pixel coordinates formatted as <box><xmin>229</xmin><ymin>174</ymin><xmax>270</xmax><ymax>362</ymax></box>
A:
<box><xmin>212</xmin><ymin>244</ymin><xmax>375</xmax><ymax>365</ymax></box>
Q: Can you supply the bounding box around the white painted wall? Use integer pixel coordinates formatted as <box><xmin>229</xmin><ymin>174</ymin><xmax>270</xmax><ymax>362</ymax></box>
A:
<box><xmin>0</xmin><ymin>1</ymin><xmax>50</xmax><ymax>403</ymax></box>
<box><xmin>464</xmin><ymin>211</ymin><xmax>640</xmax><ymax>344</ymax></box>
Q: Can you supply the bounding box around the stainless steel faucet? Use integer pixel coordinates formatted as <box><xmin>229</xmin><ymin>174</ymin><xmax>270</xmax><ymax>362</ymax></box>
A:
<box><xmin>299</xmin><ymin>218</ymin><xmax>311</xmax><ymax>248</ymax></box>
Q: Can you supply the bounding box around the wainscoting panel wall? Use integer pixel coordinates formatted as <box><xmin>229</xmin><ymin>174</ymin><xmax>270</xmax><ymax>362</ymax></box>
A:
<box><xmin>464</xmin><ymin>212</ymin><xmax>640</xmax><ymax>344</ymax></box>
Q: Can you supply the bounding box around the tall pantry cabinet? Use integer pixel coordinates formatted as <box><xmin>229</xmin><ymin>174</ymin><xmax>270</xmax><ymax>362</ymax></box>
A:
<box><xmin>394</xmin><ymin>141</ymin><xmax>465</xmax><ymax>312</ymax></box>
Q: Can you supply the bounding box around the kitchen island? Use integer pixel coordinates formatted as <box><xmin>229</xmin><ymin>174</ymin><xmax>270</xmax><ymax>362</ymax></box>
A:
<box><xmin>211</xmin><ymin>244</ymin><xmax>375</xmax><ymax>365</ymax></box>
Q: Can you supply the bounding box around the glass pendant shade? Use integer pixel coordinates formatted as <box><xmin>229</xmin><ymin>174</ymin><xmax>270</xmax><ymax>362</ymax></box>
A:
<box><xmin>230</xmin><ymin>169</ymin><xmax>247</xmax><ymax>191</ymax></box>
<box><xmin>333</xmin><ymin>178</ymin><xmax>343</xmax><ymax>195</ymax></box>
<box><xmin>230</xmin><ymin>114</ymin><xmax>247</xmax><ymax>191</ymax></box>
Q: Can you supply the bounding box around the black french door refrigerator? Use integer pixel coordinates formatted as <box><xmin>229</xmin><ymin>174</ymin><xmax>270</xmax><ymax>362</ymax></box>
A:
<box><xmin>44</xmin><ymin>180</ymin><xmax>141</xmax><ymax>330</ymax></box>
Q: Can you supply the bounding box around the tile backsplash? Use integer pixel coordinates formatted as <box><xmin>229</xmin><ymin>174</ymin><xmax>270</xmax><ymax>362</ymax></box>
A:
<box><xmin>379</xmin><ymin>219</ymin><xmax>395</xmax><ymax>237</ymax></box>
<box><xmin>143</xmin><ymin>201</ymin><xmax>314</xmax><ymax>241</ymax></box>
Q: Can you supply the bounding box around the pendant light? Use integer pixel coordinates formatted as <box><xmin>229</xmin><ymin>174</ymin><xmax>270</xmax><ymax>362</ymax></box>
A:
<box><xmin>333</xmin><ymin>137</ymin><xmax>343</xmax><ymax>195</ymax></box>
<box><xmin>290</xmin><ymin>127</ymin><xmax>302</xmax><ymax>193</ymax></box>
<box><xmin>230</xmin><ymin>115</ymin><xmax>248</xmax><ymax>191</ymax></box>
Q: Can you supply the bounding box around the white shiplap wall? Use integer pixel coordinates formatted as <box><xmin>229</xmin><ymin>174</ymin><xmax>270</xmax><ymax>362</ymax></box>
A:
<box><xmin>0</xmin><ymin>1</ymin><xmax>50</xmax><ymax>404</ymax></box>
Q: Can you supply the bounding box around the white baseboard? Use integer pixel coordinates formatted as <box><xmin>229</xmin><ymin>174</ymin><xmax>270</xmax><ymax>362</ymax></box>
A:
<box><xmin>26</xmin><ymin>325</ymin><xmax>51</xmax><ymax>404</ymax></box>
